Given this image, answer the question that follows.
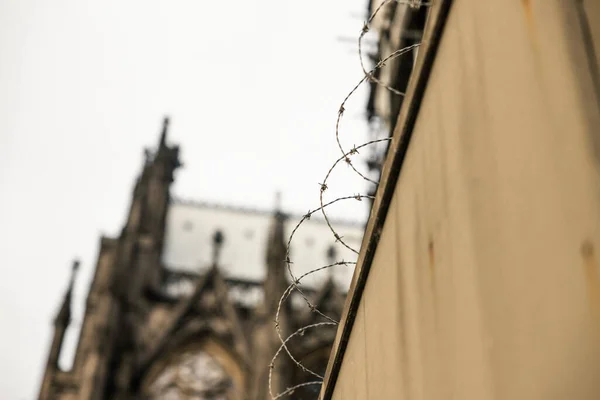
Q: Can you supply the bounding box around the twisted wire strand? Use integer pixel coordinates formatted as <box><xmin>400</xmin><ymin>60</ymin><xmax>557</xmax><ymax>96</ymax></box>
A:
<box><xmin>318</xmin><ymin>138</ymin><xmax>391</xmax><ymax>255</ymax></box>
<box><xmin>358</xmin><ymin>0</ymin><xmax>433</xmax><ymax>87</ymax></box>
<box><xmin>268</xmin><ymin>322</ymin><xmax>337</xmax><ymax>399</ymax></box>
<box><xmin>268</xmin><ymin>1</ymin><xmax>433</xmax><ymax>398</ymax></box>
<box><xmin>340</xmin><ymin>0</ymin><xmax>433</xmax><ymax>183</ymax></box>
<box><xmin>335</xmin><ymin>42</ymin><xmax>421</xmax><ymax>186</ymax></box>
<box><xmin>270</xmin><ymin>195</ymin><xmax>370</xmax><ymax>399</ymax></box>
<box><xmin>273</xmin><ymin>382</ymin><xmax>323</xmax><ymax>400</ymax></box>
<box><xmin>272</xmin><ymin>261</ymin><xmax>356</xmax><ymax>381</ymax></box>
<box><xmin>268</xmin><ymin>44</ymin><xmax>420</xmax><ymax>400</ymax></box>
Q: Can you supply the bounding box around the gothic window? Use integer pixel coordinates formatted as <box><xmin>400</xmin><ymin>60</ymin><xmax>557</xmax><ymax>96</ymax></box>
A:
<box><xmin>145</xmin><ymin>347</ymin><xmax>239</xmax><ymax>400</ymax></box>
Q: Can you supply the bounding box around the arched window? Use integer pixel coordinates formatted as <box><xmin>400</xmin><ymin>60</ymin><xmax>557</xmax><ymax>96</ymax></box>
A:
<box><xmin>141</xmin><ymin>339</ymin><xmax>245</xmax><ymax>400</ymax></box>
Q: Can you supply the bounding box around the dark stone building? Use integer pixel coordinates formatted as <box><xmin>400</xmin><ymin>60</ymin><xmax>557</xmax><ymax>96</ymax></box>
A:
<box><xmin>38</xmin><ymin>119</ymin><xmax>364</xmax><ymax>400</ymax></box>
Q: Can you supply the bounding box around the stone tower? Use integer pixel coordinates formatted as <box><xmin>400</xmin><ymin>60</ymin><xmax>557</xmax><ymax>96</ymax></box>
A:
<box><xmin>38</xmin><ymin>118</ymin><xmax>361</xmax><ymax>400</ymax></box>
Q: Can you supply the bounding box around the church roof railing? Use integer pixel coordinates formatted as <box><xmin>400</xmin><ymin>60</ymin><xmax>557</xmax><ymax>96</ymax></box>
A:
<box><xmin>170</xmin><ymin>196</ymin><xmax>365</xmax><ymax>229</ymax></box>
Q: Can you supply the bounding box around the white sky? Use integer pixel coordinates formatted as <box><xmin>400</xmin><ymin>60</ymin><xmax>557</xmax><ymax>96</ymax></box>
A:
<box><xmin>0</xmin><ymin>0</ymin><xmax>377</xmax><ymax>398</ymax></box>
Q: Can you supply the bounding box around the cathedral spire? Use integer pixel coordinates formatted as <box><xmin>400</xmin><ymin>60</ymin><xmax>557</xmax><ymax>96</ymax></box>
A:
<box><xmin>266</xmin><ymin>193</ymin><xmax>286</xmax><ymax>265</ymax></box>
<box><xmin>251</xmin><ymin>193</ymin><xmax>292</xmax><ymax>400</ymax></box>
<box><xmin>264</xmin><ymin>193</ymin><xmax>288</xmax><ymax>315</ymax></box>
<box><xmin>326</xmin><ymin>244</ymin><xmax>337</xmax><ymax>280</ymax></box>
<box><xmin>274</xmin><ymin>191</ymin><xmax>282</xmax><ymax>213</ymax></box>
<box><xmin>119</xmin><ymin>117</ymin><xmax>181</xmax><ymax>304</ymax></box>
<box><xmin>211</xmin><ymin>229</ymin><xmax>225</xmax><ymax>269</ymax></box>
<box><xmin>159</xmin><ymin>116</ymin><xmax>169</xmax><ymax>148</ymax></box>
<box><xmin>54</xmin><ymin>259</ymin><xmax>80</xmax><ymax>327</ymax></box>
<box><xmin>39</xmin><ymin>260</ymin><xmax>80</xmax><ymax>399</ymax></box>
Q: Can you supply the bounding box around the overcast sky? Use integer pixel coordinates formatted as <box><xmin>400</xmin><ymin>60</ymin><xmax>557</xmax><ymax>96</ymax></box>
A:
<box><xmin>0</xmin><ymin>0</ymin><xmax>377</xmax><ymax>398</ymax></box>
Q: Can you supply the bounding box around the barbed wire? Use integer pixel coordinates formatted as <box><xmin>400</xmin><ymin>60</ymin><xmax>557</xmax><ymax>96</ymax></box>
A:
<box><xmin>273</xmin><ymin>381</ymin><xmax>323</xmax><ymax>400</ymax></box>
<box><xmin>335</xmin><ymin>43</ymin><xmax>421</xmax><ymax>186</ymax></box>
<box><xmin>358</xmin><ymin>0</ymin><xmax>425</xmax><ymax>96</ymax></box>
<box><xmin>271</xmin><ymin>263</ymin><xmax>353</xmax><ymax>382</ymax></box>
<box><xmin>319</xmin><ymin>139</ymin><xmax>390</xmax><ymax>255</ymax></box>
<box><xmin>269</xmin><ymin>0</ymin><xmax>432</xmax><ymax>398</ymax></box>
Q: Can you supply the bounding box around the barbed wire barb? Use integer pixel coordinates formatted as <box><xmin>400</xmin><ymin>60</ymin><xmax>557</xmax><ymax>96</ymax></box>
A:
<box><xmin>268</xmin><ymin>1</ymin><xmax>432</xmax><ymax>398</ymax></box>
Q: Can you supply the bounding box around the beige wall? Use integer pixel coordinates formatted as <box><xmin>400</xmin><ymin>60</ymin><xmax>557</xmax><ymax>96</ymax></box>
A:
<box><xmin>326</xmin><ymin>0</ymin><xmax>600</xmax><ymax>399</ymax></box>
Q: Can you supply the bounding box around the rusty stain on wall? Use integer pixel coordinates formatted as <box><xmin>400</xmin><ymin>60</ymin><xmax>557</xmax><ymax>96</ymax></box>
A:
<box><xmin>427</xmin><ymin>239</ymin><xmax>437</xmax><ymax>293</ymax></box>
<box><xmin>521</xmin><ymin>0</ymin><xmax>537</xmax><ymax>41</ymax></box>
<box><xmin>427</xmin><ymin>237</ymin><xmax>439</xmax><ymax>327</ymax></box>
<box><xmin>581</xmin><ymin>240</ymin><xmax>600</xmax><ymax>325</ymax></box>
<box><xmin>521</xmin><ymin>0</ymin><xmax>534</xmax><ymax>27</ymax></box>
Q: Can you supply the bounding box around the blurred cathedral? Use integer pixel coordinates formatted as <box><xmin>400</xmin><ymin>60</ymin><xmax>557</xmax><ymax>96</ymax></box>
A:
<box><xmin>38</xmin><ymin>118</ymin><xmax>365</xmax><ymax>400</ymax></box>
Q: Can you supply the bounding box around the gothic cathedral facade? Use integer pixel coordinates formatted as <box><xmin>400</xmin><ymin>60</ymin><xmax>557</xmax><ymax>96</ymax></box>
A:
<box><xmin>38</xmin><ymin>119</ymin><xmax>363</xmax><ymax>400</ymax></box>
